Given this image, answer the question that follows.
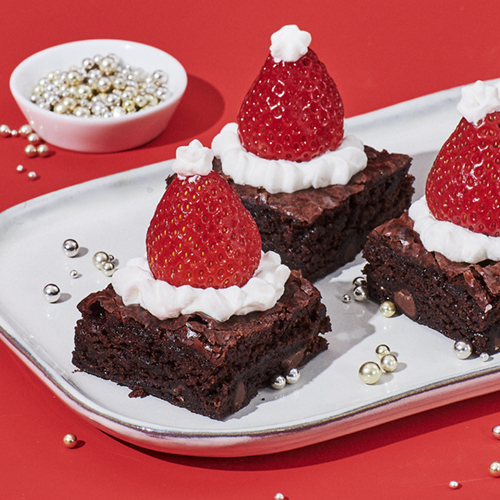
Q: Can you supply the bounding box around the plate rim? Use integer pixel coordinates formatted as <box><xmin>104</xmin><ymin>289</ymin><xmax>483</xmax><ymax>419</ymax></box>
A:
<box><xmin>2</xmin><ymin>79</ymin><xmax>500</xmax><ymax>457</ymax></box>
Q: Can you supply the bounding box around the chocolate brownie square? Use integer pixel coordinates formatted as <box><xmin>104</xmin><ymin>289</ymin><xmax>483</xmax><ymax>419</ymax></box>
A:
<box><xmin>362</xmin><ymin>211</ymin><xmax>500</xmax><ymax>355</ymax></box>
<box><xmin>72</xmin><ymin>270</ymin><xmax>330</xmax><ymax>420</ymax></box>
<box><xmin>216</xmin><ymin>146</ymin><xmax>414</xmax><ymax>282</ymax></box>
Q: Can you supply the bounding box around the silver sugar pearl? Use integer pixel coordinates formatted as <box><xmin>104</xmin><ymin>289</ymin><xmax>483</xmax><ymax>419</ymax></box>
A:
<box><xmin>27</xmin><ymin>171</ymin><xmax>37</xmax><ymax>179</ymax></box>
<box><xmin>448</xmin><ymin>481</ymin><xmax>459</xmax><ymax>489</ymax></box>
<box><xmin>353</xmin><ymin>286</ymin><xmax>367</xmax><ymax>302</ymax></box>
<box><xmin>63</xmin><ymin>239</ymin><xmax>79</xmax><ymax>257</ymax></box>
<box><xmin>490</xmin><ymin>461</ymin><xmax>500</xmax><ymax>477</ymax></box>
<box><xmin>492</xmin><ymin>425</ymin><xmax>500</xmax><ymax>439</ymax></box>
<box><xmin>93</xmin><ymin>251</ymin><xmax>109</xmax><ymax>270</ymax></box>
<box><xmin>70</xmin><ymin>270</ymin><xmax>79</xmax><ymax>279</ymax></box>
<box><xmin>352</xmin><ymin>276</ymin><xmax>367</xmax><ymax>288</ymax></box>
<box><xmin>16</xmin><ymin>164</ymin><xmax>24</xmax><ymax>172</ymax></box>
<box><xmin>454</xmin><ymin>340</ymin><xmax>473</xmax><ymax>360</ymax></box>
<box><xmin>271</xmin><ymin>375</ymin><xmax>286</xmax><ymax>390</ymax></box>
<box><xmin>102</xmin><ymin>261</ymin><xmax>116</xmax><ymax>277</ymax></box>
<box><xmin>156</xmin><ymin>87</ymin><xmax>172</xmax><ymax>100</ymax></box>
<box><xmin>152</xmin><ymin>70</ymin><xmax>168</xmax><ymax>85</ymax></box>
<box><xmin>285</xmin><ymin>368</ymin><xmax>300</xmax><ymax>385</ymax></box>
<box><xmin>342</xmin><ymin>294</ymin><xmax>351</xmax><ymax>303</ymax></box>
<box><xmin>43</xmin><ymin>284</ymin><xmax>60</xmax><ymax>303</ymax></box>
<box><xmin>10</xmin><ymin>129</ymin><xmax>18</xmax><ymax>137</ymax></box>
<box><xmin>480</xmin><ymin>352</ymin><xmax>490</xmax><ymax>362</ymax></box>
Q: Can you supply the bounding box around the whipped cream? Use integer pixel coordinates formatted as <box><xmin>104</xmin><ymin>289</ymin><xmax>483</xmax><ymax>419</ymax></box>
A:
<box><xmin>457</xmin><ymin>80</ymin><xmax>500</xmax><ymax>124</ymax></box>
<box><xmin>270</xmin><ymin>25</ymin><xmax>311</xmax><ymax>63</ymax></box>
<box><xmin>112</xmin><ymin>251</ymin><xmax>291</xmax><ymax>322</ymax></box>
<box><xmin>172</xmin><ymin>139</ymin><xmax>213</xmax><ymax>178</ymax></box>
<box><xmin>409</xmin><ymin>197</ymin><xmax>500</xmax><ymax>264</ymax></box>
<box><xmin>211</xmin><ymin>123</ymin><xmax>367</xmax><ymax>194</ymax></box>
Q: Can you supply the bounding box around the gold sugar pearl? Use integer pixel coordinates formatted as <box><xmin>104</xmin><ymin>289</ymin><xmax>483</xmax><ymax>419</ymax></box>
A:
<box><xmin>63</xmin><ymin>433</ymin><xmax>78</xmax><ymax>448</ymax></box>
<box><xmin>379</xmin><ymin>300</ymin><xmax>396</xmax><ymax>317</ymax></box>
<box><xmin>375</xmin><ymin>344</ymin><xmax>391</xmax><ymax>359</ymax></box>
<box><xmin>380</xmin><ymin>353</ymin><xmax>398</xmax><ymax>373</ymax></box>
<box><xmin>358</xmin><ymin>361</ymin><xmax>382</xmax><ymax>385</ymax></box>
<box><xmin>19</xmin><ymin>124</ymin><xmax>32</xmax><ymax>136</ymax></box>
<box><xmin>25</xmin><ymin>144</ymin><xmax>37</xmax><ymax>157</ymax></box>
<box><xmin>37</xmin><ymin>144</ymin><xmax>50</xmax><ymax>157</ymax></box>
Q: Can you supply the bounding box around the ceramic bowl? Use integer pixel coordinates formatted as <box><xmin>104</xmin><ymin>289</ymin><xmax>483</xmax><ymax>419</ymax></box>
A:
<box><xmin>10</xmin><ymin>39</ymin><xmax>187</xmax><ymax>153</ymax></box>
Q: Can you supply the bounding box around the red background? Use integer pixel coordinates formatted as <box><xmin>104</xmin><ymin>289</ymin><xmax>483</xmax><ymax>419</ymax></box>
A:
<box><xmin>2</xmin><ymin>1</ymin><xmax>500</xmax><ymax>498</ymax></box>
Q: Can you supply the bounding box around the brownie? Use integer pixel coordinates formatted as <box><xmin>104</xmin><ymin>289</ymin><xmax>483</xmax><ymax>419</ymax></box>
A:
<box><xmin>362</xmin><ymin>211</ymin><xmax>500</xmax><ymax>355</ymax></box>
<box><xmin>215</xmin><ymin>146</ymin><xmax>414</xmax><ymax>282</ymax></box>
<box><xmin>72</xmin><ymin>270</ymin><xmax>330</xmax><ymax>420</ymax></box>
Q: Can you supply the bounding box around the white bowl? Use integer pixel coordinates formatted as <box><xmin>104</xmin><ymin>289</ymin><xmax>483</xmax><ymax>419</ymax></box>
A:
<box><xmin>10</xmin><ymin>39</ymin><xmax>187</xmax><ymax>153</ymax></box>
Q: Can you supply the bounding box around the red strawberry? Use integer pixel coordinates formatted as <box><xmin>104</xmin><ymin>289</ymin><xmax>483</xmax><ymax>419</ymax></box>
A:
<box><xmin>425</xmin><ymin>112</ymin><xmax>500</xmax><ymax>237</ymax></box>
<box><xmin>146</xmin><ymin>170</ymin><xmax>262</xmax><ymax>289</ymax></box>
<box><xmin>237</xmin><ymin>48</ymin><xmax>344</xmax><ymax>162</ymax></box>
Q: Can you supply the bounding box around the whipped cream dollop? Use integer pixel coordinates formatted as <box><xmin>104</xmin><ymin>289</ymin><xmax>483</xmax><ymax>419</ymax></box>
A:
<box><xmin>457</xmin><ymin>80</ymin><xmax>500</xmax><ymax>124</ymax></box>
<box><xmin>270</xmin><ymin>24</ymin><xmax>312</xmax><ymax>63</ymax></box>
<box><xmin>211</xmin><ymin>123</ymin><xmax>367</xmax><ymax>194</ymax></box>
<box><xmin>409</xmin><ymin>197</ymin><xmax>500</xmax><ymax>264</ymax></box>
<box><xmin>409</xmin><ymin>80</ymin><xmax>500</xmax><ymax>263</ymax></box>
<box><xmin>112</xmin><ymin>251</ymin><xmax>291</xmax><ymax>322</ymax></box>
<box><xmin>172</xmin><ymin>139</ymin><xmax>213</xmax><ymax>178</ymax></box>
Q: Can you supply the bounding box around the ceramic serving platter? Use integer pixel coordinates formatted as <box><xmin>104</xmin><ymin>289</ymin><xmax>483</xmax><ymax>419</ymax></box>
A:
<box><xmin>1</xmin><ymin>80</ymin><xmax>500</xmax><ymax>458</ymax></box>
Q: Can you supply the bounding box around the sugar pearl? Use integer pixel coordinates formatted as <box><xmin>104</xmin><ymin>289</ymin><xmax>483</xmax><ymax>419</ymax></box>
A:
<box><xmin>271</xmin><ymin>375</ymin><xmax>286</xmax><ymax>390</ymax></box>
<box><xmin>379</xmin><ymin>301</ymin><xmax>396</xmax><ymax>318</ymax></box>
<box><xmin>0</xmin><ymin>124</ymin><xmax>11</xmax><ymax>136</ymax></box>
<box><xmin>25</xmin><ymin>144</ymin><xmax>37</xmax><ymax>157</ymax></box>
<box><xmin>375</xmin><ymin>344</ymin><xmax>391</xmax><ymax>359</ymax></box>
<box><xmin>359</xmin><ymin>361</ymin><xmax>382</xmax><ymax>385</ymax></box>
<box><xmin>37</xmin><ymin>144</ymin><xmax>50</xmax><ymax>157</ymax></box>
<box><xmin>492</xmin><ymin>425</ymin><xmax>500</xmax><ymax>439</ymax></box>
<box><xmin>454</xmin><ymin>340</ymin><xmax>472</xmax><ymax>360</ymax></box>
<box><xmin>490</xmin><ymin>461</ymin><xmax>500</xmax><ymax>477</ymax></box>
<box><xmin>43</xmin><ymin>284</ymin><xmax>60</xmax><ymax>303</ymax></box>
<box><xmin>380</xmin><ymin>353</ymin><xmax>398</xmax><ymax>373</ymax></box>
<box><xmin>63</xmin><ymin>433</ymin><xmax>78</xmax><ymax>449</ymax></box>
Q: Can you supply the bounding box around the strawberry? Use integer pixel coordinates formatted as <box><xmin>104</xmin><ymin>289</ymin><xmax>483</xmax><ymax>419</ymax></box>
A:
<box><xmin>425</xmin><ymin>112</ymin><xmax>500</xmax><ymax>237</ymax></box>
<box><xmin>237</xmin><ymin>46</ymin><xmax>344</xmax><ymax>163</ymax></box>
<box><xmin>146</xmin><ymin>169</ymin><xmax>262</xmax><ymax>289</ymax></box>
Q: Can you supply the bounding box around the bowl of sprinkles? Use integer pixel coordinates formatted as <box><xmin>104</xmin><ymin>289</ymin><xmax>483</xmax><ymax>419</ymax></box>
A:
<box><xmin>10</xmin><ymin>39</ymin><xmax>187</xmax><ymax>153</ymax></box>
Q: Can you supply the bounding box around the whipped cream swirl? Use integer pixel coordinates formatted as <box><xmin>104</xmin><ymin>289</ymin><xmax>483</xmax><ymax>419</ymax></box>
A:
<box><xmin>409</xmin><ymin>197</ymin><xmax>500</xmax><ymax>264</ymax></box>
<box><xmin>457</xmin><ymin>80</ymin><xmax>500</xmax><ymax>124</ymax></box>
<box><xmin>211</xmin><ymin>123</ymin><xmax>367</xmax><ymax>194</ymax></box>
<box><xmin>172</xmin><ymin>139</ymin><xmax>213</xmax><ymax>178</ymax></box>
<box><xmin>112</xmin><ymin>251</ymin><xmax>291</xmax><ymax>322</ymax></box>
<box><xmin>270</xmin><ymin>25</ymin><xmax>312</xmax><ymax>63</ymax></box>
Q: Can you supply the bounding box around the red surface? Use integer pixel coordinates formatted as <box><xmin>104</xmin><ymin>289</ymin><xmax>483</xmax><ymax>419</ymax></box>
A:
<box><xmin>2</xmin><ymin>1</ymin><xmax>500</xmax><ymax>498</ymax></box>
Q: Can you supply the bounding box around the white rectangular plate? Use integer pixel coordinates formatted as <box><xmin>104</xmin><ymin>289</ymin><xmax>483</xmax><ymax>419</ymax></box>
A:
<box><xmin>1</xmin><ymin>81</ymin><xmax>500</xmax><ymax>458</ymax></box>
